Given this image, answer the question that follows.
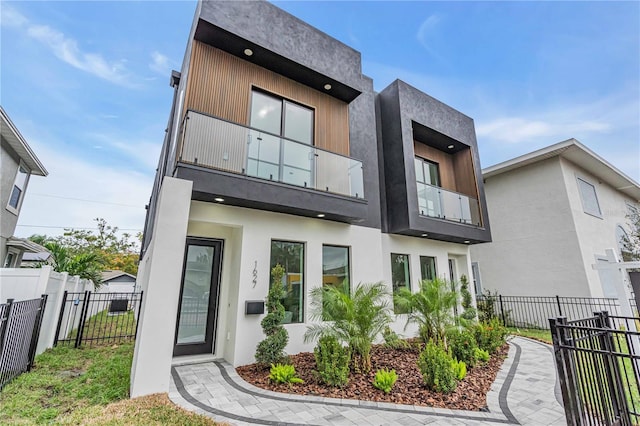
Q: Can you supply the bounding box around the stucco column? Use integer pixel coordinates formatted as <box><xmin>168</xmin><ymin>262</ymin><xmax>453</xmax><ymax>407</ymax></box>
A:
<box><xmin>130</xmin><ymin>177</ymin><xmax>193</xmax><ymax>397</ymax></box>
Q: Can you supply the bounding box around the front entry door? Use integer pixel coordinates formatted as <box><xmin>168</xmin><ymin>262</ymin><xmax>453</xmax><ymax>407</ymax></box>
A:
<box><xmin>174</xmin><ymin>238</ymin><xmax>223</xmax><ymax>356</ymax></box>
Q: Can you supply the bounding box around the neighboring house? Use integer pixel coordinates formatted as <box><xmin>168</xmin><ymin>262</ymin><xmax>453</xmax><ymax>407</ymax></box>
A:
<box><xmin>19</xmin><ymin>250</ymin><xmax>52</xmax><ymax>268</ymax></box>
<box><xmin>131</xmin><ymin>0</ymin><xmax>491</xmax><ymax>397</ymax></box>
<box><xmin>100</xmin><ymin>270</ymin><xmax>137</xmax><ymax>293</ymax></box>
<box><xmin>1</xmin><ymin>106</ymin><xmax>48</xmax><ymax>268</ymax></box>
<box><xmin>470</xmin><ymin>139</ymin><xmax>640</xmax><ymax>299</ymax></box>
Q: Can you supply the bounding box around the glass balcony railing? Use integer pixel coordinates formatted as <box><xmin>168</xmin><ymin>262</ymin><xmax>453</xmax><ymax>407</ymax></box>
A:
<box><xmin>416</xmin><ymin>182</ymin><xmax>481</xmax><ymax>226</ymax></box>
<box><xmin>179</xmin><ymin>110</ymin><xmax>364</xmax><ymax>199</ymax></box>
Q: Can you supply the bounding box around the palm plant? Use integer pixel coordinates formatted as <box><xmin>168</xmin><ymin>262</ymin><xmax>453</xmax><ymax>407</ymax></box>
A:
<box><xmin>394</xmin><ymin>278</ymin><xmax>458</xmax><ymax>349</ymax></box>
<box><xmin>44</xmin><ymin>241</ymin><xmax>103</xmax><ymax>286</ymax></box>
<box><xmin>304</xmin><ymin>282</ymin><xmax>392</xmax><ymax>372</ymax></box>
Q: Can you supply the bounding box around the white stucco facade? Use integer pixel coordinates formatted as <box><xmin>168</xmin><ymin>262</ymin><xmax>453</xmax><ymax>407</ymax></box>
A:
<box><xmin>470</xmin><ymin>140</ymin><xmax>640</xmax><ymax>298</ymax></box>
<box><xmin>131</xmin><ymin>176</ymin><xmax>475</xmax><ymax>395</ymax></box>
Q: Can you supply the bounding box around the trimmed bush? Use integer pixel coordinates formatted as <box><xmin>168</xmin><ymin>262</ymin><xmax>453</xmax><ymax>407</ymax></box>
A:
<box><xmin>417</xmin><ymin>341</ymin><xmax>457</xmax><ymax>393</ymax></box>
<box><xmin>269</xmin><ymin>364</ymin><xmax>303</xmax><ymax>385</ymax></box>
<box><xmin>373</xmin><ymin>368</ymin><xmax>397</xmax><ymax>393</ymax></box>
<box><xmin>474</xmin><ymin>347</ymin><xmax>490</xmax><ymax>363</ymax></box>
<box><xmin>475</xmin><ymin>318</ymin><xmax>508</xmax><ymax>354</ymax></box>
<box><xmin>447</xmin><ymin>328</ymin><xmax>478</xmax><ymax>367</ymax></box>
<box><xmin>314</xmin><ymin>335</ymin><xmax>351</xmax><ymax>387</ymax></box>
<box><xmin>255</xmin><ymin>265</ymin><xmax>289</xmax><ymax>365</ymax></box>
<box><xmin>382</xmin><ymin>326</ymin><xmax>410</xmax><ymax>350</ymax></box>
<box><xmin>451</xmin><ymin>359</ymin><xmax>467</xmax><ymax>380</ymax></box>
<box><xmin>459</xmin><ymin>275</ymin><xmax>477</xmax><ymax>322</ymax></box>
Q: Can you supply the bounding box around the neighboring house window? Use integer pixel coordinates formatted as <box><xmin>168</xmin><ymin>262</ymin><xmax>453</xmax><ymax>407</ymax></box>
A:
<box><xmin>391</xmin><ymin>253</ymin><xmax>410</xmax><ymax>313</ymax></box>
<box><xmin>415</xmin><ymin>157</ymin><xmax>442</xmax><ymax>218</ymax></box>
<box><xmin>322</xmin><ymin>245</ymin><xmax>350</xmax><ymax>293</ymax></box>
<box><xmin>3</xmin><ymin>252</ymin><xmax>16</xmax><ymax>268</ymax></box>
<box><xmin>419</xmin><ymin>256</ymin><xmax>437</xmax><ymax>281</ymax></box>
<box><xmin>248</xmin><ymin>90</ymin><xmax>315</xmax><ymax>187</ymax></box>
<box><xmin>576</xmin><ymin>177</ymin><xmax>602</xmax><ymax>218</ymax></box>
<box><xmin>270</xmin><ymin>240</ymin><xmax>305</xmax><ymax>324</ymax></box>
<box><xmin>7</xmin><ymin>163</ymin><xmax>30</xmax><ymax>213</ymax></box>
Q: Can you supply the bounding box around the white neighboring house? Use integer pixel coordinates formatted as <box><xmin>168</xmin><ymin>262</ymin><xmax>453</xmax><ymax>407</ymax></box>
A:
<box><xmin>99</xmin><ymin>270</ymin><xmax>137</xmax><ymax>294</ymax></box>
<box><xmin>1</xmin><ymin>106</ymin><xmax>48</xmax><ymax>267</ymax></box>
<box><xmin>470</xmin><ymin>139</ymin><xmax>640</xmax><ymax>299</ymax></box>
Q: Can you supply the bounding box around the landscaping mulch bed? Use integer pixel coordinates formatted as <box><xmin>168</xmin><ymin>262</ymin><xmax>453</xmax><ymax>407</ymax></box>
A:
<box><xmin>237</xmin><ymin>342</ymin><xmax>509</xmax><ymax>411</ymax></box>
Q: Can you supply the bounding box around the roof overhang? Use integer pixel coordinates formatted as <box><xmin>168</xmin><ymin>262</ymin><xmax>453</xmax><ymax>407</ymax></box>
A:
<box><xmin>193</xmin><ymin>19</ymin><xmax>361</xmax><ymax>103</ymax></box>
<box><xmin>6</xmin><ymin>237</ymin><xmax>49</xmax><ymax>254</ymax></box>
<box><xmin>483</xmin><ymin>139</ymin><xmax>640</xmax><ymax>201</ymax></box>
<box><xmin>0</xmin><ymin>107</ymin><xmax>48</xmax><ymax>176</ymax></box>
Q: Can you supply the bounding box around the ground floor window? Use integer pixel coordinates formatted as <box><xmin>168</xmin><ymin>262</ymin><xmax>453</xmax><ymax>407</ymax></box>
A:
<box><xmin>270</xmin><ymin>240</ymin><xmax>305</xmax><ymax>324</ymax></box>
<box><xmin>322</xmin><ymin>245</ymin><xmax>350</xmax><ymax>293</ymax></box>
<box><xmin>419</xmin><ymin>256</ymin><xmax>437</xmax><ymax>281</ymax></box>
<box><xmin>391</xmin><ymin>253</ymin><xmax>411</xmax><ymax>314</ymax></box>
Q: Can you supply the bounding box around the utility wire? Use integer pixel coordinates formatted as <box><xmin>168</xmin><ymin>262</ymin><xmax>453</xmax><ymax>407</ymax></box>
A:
<box><xmin>29</xmin><ymin>193</ymin><xmax>143</xmax><ymax>208</ymax></box>
<box><xmin>16</xmin><ymin>224</ymin><xmax>143</xmax><ymax>231</ymax></box>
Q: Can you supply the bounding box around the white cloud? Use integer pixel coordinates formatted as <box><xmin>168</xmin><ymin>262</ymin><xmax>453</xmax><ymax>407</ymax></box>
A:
<box><xmin>149</xmin><ymin>51</ymin><xmax>170</xmax><ymax>75</ymax></box>
<box><xmin>476</xmin><ymin>117</ymin><xmax>610</xmax><ymax>144</ymax></box>
<box><xmin>85</xmin><ymin>132</ymin><xmax>161</xmax><ymax>171</ymax></box>
<box><xmin>3</xmin><ymin>5</ymin><xmax>135</xmax><ymax>87</ymax></box>
<box><xmin>416</xmin><ymin>14</ymin><xmax>445</xmax><ymax>61</ymax></box>
<box><xmin>15</xmin><ymin>143</ymin><xmax>153</xmax><ymax>239</ymax></box>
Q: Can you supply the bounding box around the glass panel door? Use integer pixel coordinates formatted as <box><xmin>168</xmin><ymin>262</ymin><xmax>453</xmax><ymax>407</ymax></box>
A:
<box><xmin>174</xmin><ymin>238</ymin><xmax>223</xmax><ymax>356</ymax></box>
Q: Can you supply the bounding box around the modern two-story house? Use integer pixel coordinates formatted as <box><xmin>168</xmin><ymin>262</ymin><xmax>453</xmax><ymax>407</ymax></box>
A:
<box><xmin>131</xmin><ymin>0</ymin><xmax>491</xmax><ymax>397</ymax></box>
<box><xmin>1</xmin><ymin>106</ymin><xmax>48</xmax><ymax>268</ymax></box>
<box><xmin>470</xmin><ymin>139</ymin><xmax>640</xmax><ymax>300</ymax></box>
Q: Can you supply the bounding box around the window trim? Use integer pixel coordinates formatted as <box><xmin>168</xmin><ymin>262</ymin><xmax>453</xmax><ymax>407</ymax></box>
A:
<box><xmin>6</xmin><ymin>161</ymin><xmax>30</xmax><ymax>215</ymax></box>
<box><xmin>269</xmin><ymin>239</ymin><xmax>306</xmax><ymax>324</ymax></box>
<box><xmin>576</xmin><ymin>175</ymin><xmax>602</xmax><ymax>219</ymax></box>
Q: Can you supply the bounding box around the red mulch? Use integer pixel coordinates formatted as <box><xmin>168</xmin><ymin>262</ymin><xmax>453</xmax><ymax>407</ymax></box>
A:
<box><xmin>236</xmin><ymin>342</ymin><xmax>509</xmax><ymax>411</ymax></box>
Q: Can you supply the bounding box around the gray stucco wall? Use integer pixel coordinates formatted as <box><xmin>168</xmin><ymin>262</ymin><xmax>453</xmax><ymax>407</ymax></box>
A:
<box><xmin>1</xmin><ymin>136</ymin><xmax>21</xmax><ymax>262</ymax></box>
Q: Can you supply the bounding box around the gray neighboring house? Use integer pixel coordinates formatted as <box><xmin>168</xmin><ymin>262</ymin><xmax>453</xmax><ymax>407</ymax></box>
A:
<box><xmin>470</xmin><ymin>139</ymin><xmax>640</xmax><ymax>299</ymax></box>
<box><xmin>1</xmin><ymin>106</ymin><xmax>48</xmax><ymax>268</ymax></box>
<box><xmin>100</xmin><ymin>270</ymin><xmax>137</xmax><ymax>293</ymax></box>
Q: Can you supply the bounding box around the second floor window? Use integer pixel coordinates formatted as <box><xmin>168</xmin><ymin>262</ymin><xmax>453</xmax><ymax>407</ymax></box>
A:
<box><xmin>577</xmin><ymin>177</ymin><xmax>602</xmax><ymax>218</ymax></box>
<box><xmin>250</xmin><ymin>90</ymin><xmax>314</xmax><ymax>145</ymax></box>
<box><xmin>415</xmin><ymin>157</ymin><xmax>440</xmax><ymax>187</ymax></box>
<box><xmin>7</xmin><ymin>163</ymin><xmax>29</xmax><ymax>213</ymax></box>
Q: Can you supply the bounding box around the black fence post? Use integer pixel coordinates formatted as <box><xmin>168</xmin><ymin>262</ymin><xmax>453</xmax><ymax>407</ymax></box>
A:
<box><xmin>75</xmin><ymin>291</ymin><xmax>91</xmax><ymax>348</ymax></box>
<box><xmin>27</xmin><ymin>295</ymin><xmax>48</xmax><ymax>371</ymax></box>
<box><xmin>556</xmin><ymin>295</ymin><xmax>563</xmax><ymax>317</ymax></box>
<box><xmin>499</xmin><ymin>294</ymin><xmax>506</xmax><ymax>326</ymax></box>
<box><xmin>550</xmin><ymin>316</ymin><xmax>581</xmax><ymax>426</ymax></box>
<box><xmin>53</xmin><ymin>291</ymin><xmax>68</xmax><ymax>347</ymax></box>
<box><xmin>598</xmin><ymin>311</ymin><xmax>631</xmax><ymax>425</ymax></box>
<box><xmin>0</xmin><ymin>299</ymin><xmax>14</xmax><ymax>354</ymax></box>
<box><xmin>133</xmin><ymin>291</ymin><xmax>144</xmax><ymax>340</ymax></box>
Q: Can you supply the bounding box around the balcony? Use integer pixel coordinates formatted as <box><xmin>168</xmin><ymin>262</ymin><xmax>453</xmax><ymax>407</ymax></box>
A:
<box><xmin>179</xmin><ymin>110</ymin><xmax>364</xmax><ymax>199</ymax></box>
<box><xmin>417</xmin><ymin>182</ymin><xmax>481</xmax><ymax>226</ymax></box>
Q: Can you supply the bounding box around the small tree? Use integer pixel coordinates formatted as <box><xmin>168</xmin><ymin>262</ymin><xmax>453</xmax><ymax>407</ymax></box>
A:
<box><xmin>459</xmin><ymin>275</ymin><xmax>477</xmax><ymax>322</ymax></box>
<box><xmin>255</xmin><ymin>264</ymin><xmax>289</xmax><ymax>366</ymax></box>
<box><xmin>394</xmin><ymin>278</ymin><xmax>458</xmax><ymax>349</ymax></box>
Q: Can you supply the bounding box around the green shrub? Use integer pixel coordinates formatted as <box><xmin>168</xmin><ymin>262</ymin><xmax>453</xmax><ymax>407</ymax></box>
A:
<box><xmin>447</xmin><ymin>328</ymin><xmax>478</xmax><ymax>367</ymax></box>
<box><xmin>451</xmin><ymin>359</ymin><xmax>467</xmax><ymax>380</ymax></box>
<box><xmin>417</xmin><ymin>341</ymin><xmax>457</xmax><ymax>393</ymax></box>
<box><xmin>256</xmin><ymin>265</ymin><xmax>289</xmax><ymax>365</ymax></box>
<box><xmin>269</xmin><ymin>363</ymin><xmax>303</xmax><ymax>385</ymax></box>
<box><xmin>459</xmin><ymin>275</ymin><xmax>477</xmax><ymax>322</ymax></box>
<box><xmin>314</xmin><ymin>335</ymin><xmax>350</xmax><ymax>387</ymax></box>
<box><xmin>382</xmin><ymin>326</ymin><xmax>410</xmax><ymax>350</ymax></box>
<box><xmin>373</xmin><ymin>368</ymin><xmax>397</xmax><ymax>393</ymax></box>
<box><xmin>474</xmin><ymin>347</ymin><xmax>490</xmax><ymax>363</ymax></box>
<box><xmin>474</xmin><ymin>318</ymin><xmax>508</xmax><ymax>354</ymax></box>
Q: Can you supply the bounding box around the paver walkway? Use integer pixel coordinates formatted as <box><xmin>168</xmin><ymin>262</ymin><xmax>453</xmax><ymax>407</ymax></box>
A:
<box><xmin>169</xmin><ymin>336</ymin><xmax>566</xmax><ymax>425</ymax></box>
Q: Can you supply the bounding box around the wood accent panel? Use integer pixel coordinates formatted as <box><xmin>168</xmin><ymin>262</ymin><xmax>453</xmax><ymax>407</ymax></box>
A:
<box><xmin>184</xmin><ymin>41</ymin><xmax>350</xmax><ymax>156</ymax></box>
<box><xmin>452</xmin><ymin>149</ymin><xmax>479</xmax><ymax>199</ymax></box>
<box><xmin>413</xmin><ymin>141</ymin><xmax>457</xmax><ymax>192</ymax></box>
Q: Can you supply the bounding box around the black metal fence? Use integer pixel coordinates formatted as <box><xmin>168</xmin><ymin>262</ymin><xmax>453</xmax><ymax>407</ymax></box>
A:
<box><xmin>0</xmin><ymin>295</ymin><xmax>48</xmax><ymax>390</ymax></box>
<box><xmin>476</xmin><ymin>294</ymin><xmax>621</xmax><ymax>329</ymax></box>
<box><xmin>54</xmin><ymin>291</ymin><xmax>143</xmax><ymax>348</ymax></box>
<box><xmin>550</xmin><ymin>312</ymin><xmax>640</xmax><ymax>426</ymax></box>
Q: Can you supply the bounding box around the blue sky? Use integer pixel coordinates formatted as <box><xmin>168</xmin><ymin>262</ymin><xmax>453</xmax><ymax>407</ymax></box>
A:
<box><xmin>2</xmin><ymin>1</ymin><xmax>638</xmax><ymax>238</ymax></box>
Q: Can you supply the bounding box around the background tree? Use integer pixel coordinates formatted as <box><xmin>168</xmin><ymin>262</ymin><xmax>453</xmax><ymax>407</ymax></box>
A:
<box><xmin>28</xmin><ymin>218</ymin><xmax>141</xmax><ymax>275</ymax></box>
<box><xmin>43</xmin><ymin>241</ymin><xmax>103</xmax><ymax>285</ymax></box>
<box><xmin>621</xmin><ymin>204</ymin><xmax>640</xmax><ymax>262</ymax></box>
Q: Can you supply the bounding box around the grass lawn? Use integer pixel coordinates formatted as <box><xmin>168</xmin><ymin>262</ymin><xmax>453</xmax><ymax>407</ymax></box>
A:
<box><xmin>0</xmin><ymin>343</ymin><xmax>218</xmax><ymax>425</ymax></box>
<box><xmin>507</xmin><ymin>327</ymin><xmax>552</xmax><ymax>344</ymax></box>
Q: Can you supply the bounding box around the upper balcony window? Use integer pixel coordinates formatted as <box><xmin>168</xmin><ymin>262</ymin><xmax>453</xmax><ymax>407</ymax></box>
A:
<box><xmin>250</xmin><ymin>90</ymin><xmax>314</xmax><ymax>145</ymax></box>
<box><xmin>415</xmin><ymin>157</ymin><xmax>440</xmax><ymax>187</ymax></box>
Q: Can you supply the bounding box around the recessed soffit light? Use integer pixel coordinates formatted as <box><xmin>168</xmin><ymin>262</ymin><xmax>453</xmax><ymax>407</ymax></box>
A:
<box><xmin>464</xmin><ymin>240</ymin><xmax>470</xmax><ymax>244</ymax></box>
<box><xmin>317</xmin><ymin>214</ymin><xmax>325</xmax><ymax>218</ymax></box>
<box><xmin>421</xmin><ymin>233</ymin><xmax>428</xmax><ymax>237</ymax></box>
<box><xmin>323</xmin><ymin>84</ymin><xmax>332</xmax><ymax>90</ymax></box>
<box><xmin>244</xmin><ymin>48</ymin><xmax>253</xmax><ymax>56</ymax></box>
<box><xmin>214</xmin><ymin>197</ymin><xmax>225</xmax><ymax>202</ymax></box>
<box><xmin>448</xmin><ymin>144</ymin><xmax>455</xmax><ymax>149</ymax></box>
